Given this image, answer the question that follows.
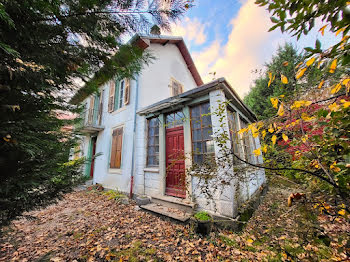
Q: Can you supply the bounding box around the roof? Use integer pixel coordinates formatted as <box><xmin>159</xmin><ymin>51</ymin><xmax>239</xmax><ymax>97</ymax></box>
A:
<box><xmin>132</xmin><ymin>34</ymin><xmax>203</xmax><ymax>86</ymax></box>
<box><xmin>137</xmin><ymin>77</ymin><xmax>257</xmax><ymax>122</ymax></box>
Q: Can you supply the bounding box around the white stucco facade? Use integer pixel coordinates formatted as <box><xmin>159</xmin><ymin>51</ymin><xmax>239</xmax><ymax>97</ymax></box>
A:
<box><xmin>74</xmin><ymin>35</ymin><xmax>265</xmax><ymax>218</ymax></box>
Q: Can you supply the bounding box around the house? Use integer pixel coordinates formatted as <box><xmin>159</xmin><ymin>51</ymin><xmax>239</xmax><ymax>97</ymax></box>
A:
<box><xmin>71</xmin><ymin>34</ymin><xmax>265</xmax><ymax>219</ymax></box>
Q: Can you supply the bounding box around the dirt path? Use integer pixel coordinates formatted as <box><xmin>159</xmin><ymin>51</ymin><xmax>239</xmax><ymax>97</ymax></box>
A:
<box><xmin>0</xmin><ymin>181</ymin><xmax>349</xmax><ymax>261</ymax></box>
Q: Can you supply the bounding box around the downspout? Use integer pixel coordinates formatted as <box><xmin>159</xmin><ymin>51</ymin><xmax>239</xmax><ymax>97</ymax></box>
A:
<box><xmin>130</xmin><ymin>75</ymin><xmax>139</xmax><ymax>198</ymax></box>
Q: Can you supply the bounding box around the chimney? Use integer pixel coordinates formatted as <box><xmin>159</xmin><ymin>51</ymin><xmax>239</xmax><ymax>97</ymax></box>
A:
<box><xmin>150</xmin><ymin>25</ymin><xmax>161</xmax><ymax>35</ymax></box>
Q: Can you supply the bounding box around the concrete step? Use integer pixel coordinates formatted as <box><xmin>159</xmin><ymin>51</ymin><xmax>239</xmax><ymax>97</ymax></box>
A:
<box><xmin>140</xmin><ymin>203</ymin><xmax>192</xmax><ymax>222</ymax></box>
<box><xmin>150</xmin><ymin>195</ymin><xmax>195</xmax><ymax>213</ymax></box>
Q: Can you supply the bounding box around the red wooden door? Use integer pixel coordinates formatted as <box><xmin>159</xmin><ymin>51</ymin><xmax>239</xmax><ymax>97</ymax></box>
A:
<box><xmin>165</xmin><ymin>126</ymin><xmax>186</xmax><ymax>198</ymax></box>
<box><xmin>90</xmin><ymin>137</ymin><xmax>97</xmax><ymax>178</ymax></box>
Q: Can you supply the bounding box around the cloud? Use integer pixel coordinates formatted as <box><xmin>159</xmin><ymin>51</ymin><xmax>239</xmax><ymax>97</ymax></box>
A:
<box><xmin>192</xmin><ymin>40</ymin><xmax>221</xmax><ymax>75</ymax></box>
<box><xmin>192</xmin><ymin>0</ymin><xmax>288</xmax><ymax>98</ymax></box>
<box><xmin>166</xmin><ymin>17</ymin><xmax>207</xmax><ymax>46</ymax></box>
<box><xmin>190</xmin><ymin>0</ymin><xmax>341</xmax><ymax>99</ymax></box>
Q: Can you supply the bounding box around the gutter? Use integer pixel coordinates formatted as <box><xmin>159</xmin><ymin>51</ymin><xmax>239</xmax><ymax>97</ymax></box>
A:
<box><xmin>129</xmin><ymin>75</ymin><xmax>139</xmax><ymax>198</ymax></box>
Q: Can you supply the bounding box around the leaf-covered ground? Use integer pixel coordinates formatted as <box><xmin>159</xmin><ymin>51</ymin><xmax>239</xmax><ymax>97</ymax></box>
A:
<box><xmin>0</xmin><ymin>180</ymin><xmax>349</xmax><ymax>261</ymax></box>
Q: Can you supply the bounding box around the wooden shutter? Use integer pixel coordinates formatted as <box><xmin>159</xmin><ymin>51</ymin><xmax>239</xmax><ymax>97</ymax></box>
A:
<box><xmin>124</xmin><ymin>78</ymin><xmax>130</xmax><ymax>105</ymax></box>
<box><xmin>110</xmin><ymin>127</ymin><xmax>123</xmax><ymax>168</ymax></box>
<box><xmin>108</xmin><ymin>81</ymin><xmax>115</xmax><ymax>112</ymax></box>
<box><xmin>172</xmin><ymin>79</ymin><xmax>183</xmax><ymax>96</ymax></box>
<box><xmin>115</xmin><ymin>128</ymin><xmax>123</xmax><ymax>168</ymax></box>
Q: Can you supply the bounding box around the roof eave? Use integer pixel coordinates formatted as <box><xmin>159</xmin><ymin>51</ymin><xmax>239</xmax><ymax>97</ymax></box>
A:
<box><xmin>137</xmin><ymin>77</ymin><xmax>257</xmax><ymax>122</ymax></box>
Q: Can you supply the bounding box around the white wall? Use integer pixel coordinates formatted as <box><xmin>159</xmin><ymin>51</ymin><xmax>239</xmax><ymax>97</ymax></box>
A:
<box><xmin>80</xmin><ymin>79</ymin><xmax>137</xmax><ymax>192</ymax></box>
<box><xmin>138</xmin><ymin>43</ymin><xmax>198</xmax><ymax>108</ymax></box>
<box><xmin>80</xmin><ymin>41</ymin><xmax>198</xmax><ymax>194</ymax></box>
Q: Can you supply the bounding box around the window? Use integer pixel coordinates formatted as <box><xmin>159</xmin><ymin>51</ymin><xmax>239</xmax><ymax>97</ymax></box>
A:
<box><xmin>114</xmin><ymin>79</ymin><xmax>125</xmax><ymax>110</ymax></box>
<box><xmin>239</xmin><ymin>118</ymin><xmax>257</xmax><ymax>164</ymax></box>
<box><xmin>166</xmin><ymin>111</ymin><xmax>184</xmax><ymax>128</ymax></box>
<box><xmin>110</xmin><ymin>127</ymin><xmax>123</xmax><ymax>169</ymax></box>
<box><xmin>170</xmin><ymin>78</ymin><xmax>183</xmax><ymax>96</ymax></box>
<box><xmin>190</xmin><ymin>102</ymin><xmax>214</xmax><ymax>164</ymax></box>
<box><xmin>87</xmin><ymin>92</ymin><xmax>102</xmax><ymax>125</ymax></box>
<box><xmin>147</xmin><ymin>118</ymin><xmax>159</xmax><ymax>166</ymax></box>
<box><xmin>227</xmin><ymin>109</ymin><xmax>240</xmax><ymax>164</ymax></box>
<box><xmin>108</xmin><ymin>78</ymin><xmax>130</xmax><ymax>112</ymax></box>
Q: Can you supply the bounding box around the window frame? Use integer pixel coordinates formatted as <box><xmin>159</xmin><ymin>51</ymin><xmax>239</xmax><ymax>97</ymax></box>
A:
<box><xmin>227</xmin><ymin>109</ymin><xmax>241</xmax><ymax>165</ymax></box>
<box><xmin>170</xmin><ymin>78</ymin><xmax>183</xmax><ymax>96</ymax></box>
<box><xmin>109</xmin><ymin>78</ymin><xmax>130</xmax><ymax>113</ymax></box>
<box><xmin>165</xmin><ymin>111</ymin><xmax>185</xmax><ymax>129</ymax></box>
<box><xmin>239</xmin><ymin>118</ymin><xmax>258</xmax><ymax>164</ymax></box>
<box><xmin>146</xmin><ymin>117</ymin><xmax>160</xmax><ymax>167</ymax></box>
<box><xmin>190</xmin><ymin>102</ymin><xmax>214</xmax><ymax>165</ymax></box>
<box><xmin>114</xmin><ymin>78</ymin><xmax>125</xmax><ymax>111</ymax></box>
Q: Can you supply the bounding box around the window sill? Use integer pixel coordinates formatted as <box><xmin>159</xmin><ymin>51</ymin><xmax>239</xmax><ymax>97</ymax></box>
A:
<box><xmin>144</xmin><ymin>167</ymin><xmax>159</xmax><ymax>173</ymax></box>
<box><xmin>109</xmin><ymin>168</ymin><xmax>122</xmax><ymax>174</ymax></box>
<box><xmin>110</xmin><ymin>106</ymin><xmax>127</xmax><ymax>115</ymax></box>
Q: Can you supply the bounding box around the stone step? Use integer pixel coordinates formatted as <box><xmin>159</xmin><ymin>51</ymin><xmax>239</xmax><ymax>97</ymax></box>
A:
<box><xmin>150</xmin><ymin>195</ymin><xmax>195</xmax><ymax>213</ymax></box>
<box><xmin>140</xmin><ymin>203</ymin><xmax>192</xmax><ymax>222</ymax></box>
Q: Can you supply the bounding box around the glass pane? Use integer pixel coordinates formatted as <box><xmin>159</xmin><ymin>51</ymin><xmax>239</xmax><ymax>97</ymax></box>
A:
<box><xmin>202</xmin><ymin>115</ymin><xmax>212</xmax><ymax>127</ymax></box>
<box><xmin>205</xmin><ymin>140</ymin><xmax>215</xmax><ymax>153</ymax></box>
<box><xmin>166</xmin><ymin>114</ymin><xmax>174</xmax><ymax>127</ymax></box>
<box><xmin>201</xmin><ymin>103</ymin><xmax>210</xmax><ymax>115</ymax></box>
<box><xmin>149</xmin><ymin>136</ymin><xmax>155</xmax><ymax>146</ymax></box>
<box><xmin>193</xmin><ymin>142</ymin><xmax>203</xmax><ymax>153</ymax></box>
<box><xmin>148</xmin><ymin>146</ymin><xmax>155</xmax><ymax>155</ymax></box>
<box><xmin>149</xmin><ymin>118</ymin><xmax>157</xmax><ymax>127</ymax></box>
<box><xmin>194</xmin><ymin>154</ymin><xmax>203</xmax><ymax>164</ymax></box>
<box><xmin>148</xmin><ymin>156</ymin><xmax>154</xmax><ymax>166</ymax></box>
<box><xmin>149</xmin><ymin>127</ymin><xmax>155</xmax><ymax>136</ymax></box>
<box><xmin>191</xmin><ymin>118</ymin><xmax>201</xmax><ymax>129</ymax></box>
<box><xmin>191</xmin><ymin>106</ymin><xmax>200</xmax><ymax>117</ymax></box>
<box><xmin>192</xmin><ymin>129</ymin><xmax>202</xmax><ymax>142</ymax></box>
<box><xmin>228</xmin><ymin>111</ymin><xmax>233</xmax><ymax>122</ymax></box>
<box><xmin>174</xmin><ymin>111</ymin><xmax>184</xmax><ymax>123</ymax></box>
<box><xmin>240</xmin><ymin>118</ymin><xmax>248</xmax><ymax>128</ymax></box>
<box><xmin>154</xmin><ymin>126</ymin><xmax>159</xmax><ymax>135</ymax></box>
<box><xmin>155</xmin><ymin>154</ymin><xmax>159</xmax><ymax>165</ymax></box>
<box><xmin>202</xmin><ymin>127</ymin><xmax>212</xmax><ymax>140</ymax></box>
<box><xmin>155</xmin><ymin>145</ymin><xmax>159</xmax><ymax>153</ymax></box>
<box><xmin>154</xmin><ymin>136</ymin><xmax>159</xmax><ymax>146</ymax></box>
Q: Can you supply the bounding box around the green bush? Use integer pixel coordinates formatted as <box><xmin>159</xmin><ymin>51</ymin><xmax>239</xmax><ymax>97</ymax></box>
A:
<box><xmin>194</xmin><ymin>211</ymin><xmax>212</xmax><ymax>221</ymax></box>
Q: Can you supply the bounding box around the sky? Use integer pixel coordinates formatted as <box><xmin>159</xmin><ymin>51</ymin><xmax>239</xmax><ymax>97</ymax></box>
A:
<box><xmin>164</xmin><ymin>0</ymin><xmax>340</xmax><ymax>98</ymax></box>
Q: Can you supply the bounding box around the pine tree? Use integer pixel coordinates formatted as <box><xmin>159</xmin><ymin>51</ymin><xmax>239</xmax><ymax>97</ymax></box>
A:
<box><xmin>244</xmin><ymin>43</ymin><xmax>303</xmax><ymax>119</ymax></box>
<box><xmin>0</xmin><ymin>0</ymin><xmax>189</xmax><ymax>225</ymax></box>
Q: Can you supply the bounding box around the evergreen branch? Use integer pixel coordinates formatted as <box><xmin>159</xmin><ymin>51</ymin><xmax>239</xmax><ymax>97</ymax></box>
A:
<box><xmin>35</xmin><ymin>9</ymin><xmax>180</xmax><ymax>22</ymax></box>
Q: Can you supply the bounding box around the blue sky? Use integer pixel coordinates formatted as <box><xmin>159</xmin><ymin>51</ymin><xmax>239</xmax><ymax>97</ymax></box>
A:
<box><xmin>165</xmin><ymin>0</ymin><xmax>340</xmax><ymax>98</ymax></box>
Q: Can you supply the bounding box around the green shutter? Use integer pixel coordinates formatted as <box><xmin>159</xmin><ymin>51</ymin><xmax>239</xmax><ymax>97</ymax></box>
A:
<box><xmin>92</xmin><ymin>93</ymin><xmax>100</xmax><ymax>124</ymax></box>
<box><xmin>114</xmin><ymin>80</ymin><xmax>120</xmax><ymax>110</ymax></box>
<box><xmin>85</xmin><ymin>138</ymin><xmax>93</xmax><ymax>177</ymax></box>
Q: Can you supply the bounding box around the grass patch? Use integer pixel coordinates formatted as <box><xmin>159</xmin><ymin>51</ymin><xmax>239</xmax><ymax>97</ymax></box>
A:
<box><xmin>107</xmin><ymin>241</ymin><xmax>161</xmax><ymax>262</ymax></box>
<box><xmin>219</xmin><ymin>235</ymin><xmax>238</xmax><ymax>247</ymax></box>
<box><xmin>73</xmin><ymin>231</ymin><xmax>83</xmax><ymax>240</ymax></box>
<box><xmin>103</xmin><ymin>189</ymin><xmax>126</xmax><ymax>200</ymax></box>
<box><xmin>270</xmin><ymin>201</ymin><xmax>279</xmax><ymax>211</ymax></box>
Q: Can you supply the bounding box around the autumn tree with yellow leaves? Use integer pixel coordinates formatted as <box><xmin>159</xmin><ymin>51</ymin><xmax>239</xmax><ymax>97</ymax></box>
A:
<box><xmin>190</xmin><ymin>1</ymin><xmax>349</xmax><ymax>217</ymax></box>
<box><xmin>241</xmin><ymin>0</ymin><xmax>350</xmax><ymax>213</ymax></box>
